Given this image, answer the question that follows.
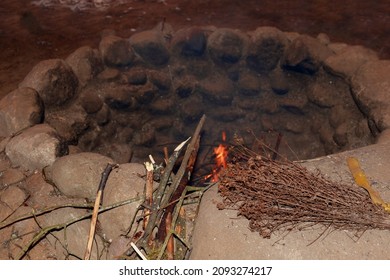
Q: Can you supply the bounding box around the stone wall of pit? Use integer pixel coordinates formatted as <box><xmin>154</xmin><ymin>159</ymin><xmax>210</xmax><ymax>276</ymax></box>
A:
<box><xmin>1</xmin><ymin>23</ymin><xmax>390</xmax><ymax>260</ymax></box>
<box><xmin>1</xmin><ymin>24</ymin><xmax>389</xmax><ymax>171</ymax></box>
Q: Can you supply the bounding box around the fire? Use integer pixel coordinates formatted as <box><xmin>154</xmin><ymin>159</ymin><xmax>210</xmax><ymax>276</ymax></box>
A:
<box><xmin>206</xmin><ymin>131</ymin><xmax>228</xmax><ymax>182</ymax></box>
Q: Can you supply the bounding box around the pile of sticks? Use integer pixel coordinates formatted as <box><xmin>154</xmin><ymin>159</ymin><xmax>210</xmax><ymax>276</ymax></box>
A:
<box><xmin>122</xmin><ymin>114</ymin><xmax>208</xmax><ymax>260</ymax></box>
<box><xmin>218</xmin><ymin>143</ymin><xmax>390</xmax><ymax>239</ymax></box>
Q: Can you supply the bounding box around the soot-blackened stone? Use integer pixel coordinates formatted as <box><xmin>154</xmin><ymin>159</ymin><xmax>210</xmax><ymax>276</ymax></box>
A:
<box><xmin>208</xmin><ymin>28</ymin><xmax>247</xmax><ymax>65</ymax></box>
<box><xmin>19</xmin><ymin>59</ymin><xmax>79</xmax><ymax>107</ymax></box>
<box><xmin>237</xmin><ymin>71</ymin><xmax>262</xmax><ymax>96</ymax></box>
<box><xmin>171</xmin><ymin>27</ymin><xmax>207</xmax><ymax>57</ymax></box>
<box><xmin>175</xmin><ymin>76</ymin><xmax>195</xmax><ymax>98</ymax></box>
<box><xmin>125</xmin><ymin>68</ymin><xmax>148</xmax><ymax>85</ymax></box>
<box><xmin>66</xmin><ymin>46</ymin><xmax>104</xmax><ymax>87</ymax></box>
<box><xmin>282</xmin><ymin>35</ymin><xmax>333</xmax><ymax>75</ymax></box>
<box><xmin>99</xmin><ymin>35</ymin><xmax>135</xmax><ymax>67</ymax></box>
<box><xmin>178</xmin><ymin>95</ymin><xmax>204</xmax><ymax>124</ymax></box>
<box><xmin>130</xmin><ymin>30</ymin><xmax>170</xmax><ymax>66</ymax></box>
<box><xmin>80</xmin><ymin>90</ymin><xmax>104</xmax><ymax>114</ymax></box>
<box><xmin>148</xmin><ymin>70</ymin><xmax>171</xmax><ymax>92</ymax></box>
<box><xmin>197</xmin><ymin>76</ymin><xmax>235</xmax><ymax>106</ymax></box>
<box><xmin>246</xmin><ymin>27</ymin><xmax>288</xmax><ymax>72</ymax></box>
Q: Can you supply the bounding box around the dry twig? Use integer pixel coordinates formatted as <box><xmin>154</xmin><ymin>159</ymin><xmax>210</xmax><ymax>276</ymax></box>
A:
<box><xmin>84</xmin><ymin>163</ymin><xmax>116</xmax><ymax>260</ymax></box>
<box><xmin>218</xmin><ymin>144</ymin><xmax>390</xmax><ymax>239</ymax></box>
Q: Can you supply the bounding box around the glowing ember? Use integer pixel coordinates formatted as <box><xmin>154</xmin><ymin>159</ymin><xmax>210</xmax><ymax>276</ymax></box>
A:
<box><xmin>206</xmin><ymin>132</ymin><xmax>228</xmax><ymax>182</ymax></box>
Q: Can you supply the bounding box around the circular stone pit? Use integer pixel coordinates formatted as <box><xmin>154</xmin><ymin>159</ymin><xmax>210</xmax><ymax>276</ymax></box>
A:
<box><xmin>1</xmin><ymin>23</ymin><xmax>390</xmax><ymax>260</ymax></box>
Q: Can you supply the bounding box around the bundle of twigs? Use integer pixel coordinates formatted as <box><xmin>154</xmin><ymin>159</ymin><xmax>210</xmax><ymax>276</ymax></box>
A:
<box><xmin>218</xmin><ymin>144</ymin><xmax>390</xmax><ymax>239</ymax></box>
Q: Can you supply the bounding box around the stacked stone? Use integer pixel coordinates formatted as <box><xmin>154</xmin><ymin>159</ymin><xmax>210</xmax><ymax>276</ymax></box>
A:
<box><xmin>0</xmin><ymin>22</ymin><xmax>389</xmax><ymax>260</ymax></box>
<box><xmin>0</xmin><ymin>23</ymin><xmax>388</xmax><ymax>171</ymax></box>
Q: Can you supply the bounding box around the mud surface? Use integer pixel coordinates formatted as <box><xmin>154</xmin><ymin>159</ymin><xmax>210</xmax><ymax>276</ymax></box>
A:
<box><xmin>1</xmin><ymin>0</ymin><xmax>389</xmax><ymax>99</ymax></box>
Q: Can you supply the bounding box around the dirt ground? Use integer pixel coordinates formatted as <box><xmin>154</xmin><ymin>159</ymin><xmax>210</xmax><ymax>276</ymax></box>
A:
<box><xmin>1</xmin><ymin>0</ymin><xmax>389</xmax><ymax>99</ymax></box>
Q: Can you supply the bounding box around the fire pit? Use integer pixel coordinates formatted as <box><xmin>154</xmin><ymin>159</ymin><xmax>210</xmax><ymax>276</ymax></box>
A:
<box><xmin>1</xmin><ymin>23</ymin><xmax>389</xmax><ymax>260</ymax></box>
<box><xmin>0</xmin><ymin>24</ymin><xmax>384</xmax><ymax>171</ymax></box>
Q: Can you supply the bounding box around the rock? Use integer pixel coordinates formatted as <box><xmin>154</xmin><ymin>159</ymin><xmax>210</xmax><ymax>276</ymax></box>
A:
<box><xmin>324</xmin><ymin>45</ymin><xmax>378</xmax><ymax>78</ymax></box>
<box><xmin>132</xmin><ymin>123</ymin><xmax>156</xmax><ymax>147</ymax></box>
<box><xmin>65</xmin><ymin>46</ymin><xmax>104</xmax><ymax>87</ymax></box>
<box><xmin>42</xmin><ymin>207</ymin><xmax>104</xmax><ymax>259</ymax></box>
<box><xmin>19</xmin><ymin>59</ymin><xmax>79</xmax><ymax>107</ymax></box>
<box><xmin>149</xmin><ymin>97</ymin><xmax>174</xmax><ymax>114</ymax></box>
<box><xmin>246</xmin><ymin>27</ymin><xmax>288</xmax><ymax>72</ymax></box>
<box><xmin>269</xmin><ymin>68</ymin><xmax>289</xmax><ymax>95</ymax></box>
<box><xmin>0</xmin><ymin>157</ymin><xmax>11</xmax><ymax>172</ymax></box>
<box><xmin>175</xmin><ymin>76</ymin><xmax>195</xmax><ymax>98</ymax></box>
<box><xmin>306</xmin><ymin>82</ymin><xmax>339</xmax><ymax>108</ymax></box>
<box><xmin>132</xmin><ymin>84</ymin><xmax>156</xmax><ymax>105</ymax></box>
<box><xmin>318</xmin><ymin>122</ymin><xmax>338</xmax><ymax>154</ymax></box>
<box><xmin>208</xmin><ymin>28</ymin><xmax>248</xmax><ymax>65</ymax></box>
<box><xmin>0</xmin><ymin>185</ymin><xmax>27</xmax><ymax>211</ymax></box>
<box><xmin>5</xmin><ymin>124</ymin><xmax>67</xmax><ymax>171</ymax></box>
<box><xmin>96</xmin><ymin>143</ymin><xmax>132</xmax><ymax>164</ymax></box>
<box><xmin>0</xmin><ymin>87</ymin><xmax>44</xmax><ymax>137</ymax></box>
<box><xmin>0</xmin><ymin>168</ymin><xmax>25</xmax><ymax>187</ymax></box>
<box><xmin>97</xmin><ymin>68</ymin><xmax>121</xmax><ymax>81</ymax></box>
<box><xmin>99</xmin><ymin>35</ymin><xmax>135</xmax><ymax>67</ymax></box>
<box><xmin>178</xmin><ymin>95</ymin><xmax>204</xmax><ymax>123</ymax></box>
<box><xmin>25</xmin><ymin>171</ymin><xmax>58</xmax><ymax>208</ymax></box>
<box><xmin>45</xmin><ymin>105</ymin><xmax>88</xmax><ymax>142</ymax></box>
<box><xmin>79</xmin><ymin>89</ymin><xmax>104</xmax><ymax>114</ymax></box>
<box><xmin>103</xmin><ymin>85</ymin><xmax>136</xmax><ymax>110</ymax></box>
<box><xmin>377</xmin><ymin>129</ymin><xmax>390</xmax><ymax>144</ymax></box>
<box><xmin>350</xmin><ymin>60</ymin><xmax>390</xmax><ymax>131</ymax></box>
<box><xmin>283</xmin><ymin>35</ymin><xmax>333</xmax><ymax>74</ymax></box>
<box><xmin>148</xmin><ymin>70</ymin><xmax>171</xmax><ymax>92</ymax></box>
<box><xmin>107</xmin><ymin>235</ymin><xmax>132</xmax><ymax>259</ymax></box>
<box><xmin>333</xmin><ymin>123</ymin><xmax>349</xmax><ymax>147</ymax></box>
<box><xmin>130</xmin><ymin>30</ymin><xmax>170</xmax><ymax>66</ymax></box>
<box><xmin>237</xmin><ymin>71</ymin><xmax>262</xmax><ymax>96</ymax></box>
<box><xmin>149</xmin><ymin>116</ymin><xmax>174</xmax><ymax>131</ymax></box>
<box><xmin>171</xmin><ymin>27</ymin><xmax>207</xmax><ymax>57</ymax></box>
<box><xmin>48</xmin><ymin>152</ymin><xmax>115</xmax><ymax>199</ymax></box>
<box><xmin>279</xmin><ymin>91</ymin><xmax>308</xmax><ymax>114</ymax></box>
<box><xmin>197</xmin><ymin>76</ymin><xmax>235</xmax><ymax>106</ymax></box>
<box><xmin>99</xmin><ymin>163</ymin><xmax>146</xmax><ymax>240</ymax></box>
<box><xmin>209</xmin><ymin>107</ymin><xmax>245</xmax><ymax>122</ymax></box>
<box><xmin>124</xmin><ymin>68</ymin><xmax>148</xmax><ymax>85</ymax></box>
<box><xmin>316</xmin><ymin>33</ymin><xmax>331</xmax><ymax>45</ymax></box>
<box><xmin>329</xmin><ymin>104</ymin><xmax>348</xmax><ymax>128</ymax></box>
<box><xmin>95</xmin><ymin>103</ymin><xmax>111</xmax><ymax>125</ymax></box>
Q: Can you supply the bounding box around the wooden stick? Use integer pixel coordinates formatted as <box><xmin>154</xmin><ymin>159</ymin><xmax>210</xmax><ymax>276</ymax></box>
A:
<box><xmin>16</xmin><ymin>194</ymin><xmax>144</xmax><ymax>260</ymax></box>
<box><xmin>84</xmin><ymin>163</ymin><xmax>116</xmax><ymax>260</ymax></box>
<box><xmin>163</xmin><ymin>147</ymin><xmax>169</xmax><ymax>165</ymax></box>
<box><xmin>125</xmin><ymin>115</ymin><xmax>206</xmax><ymax>257</ymax></box>
<box><xmin>157</xmin><ymin>136</ymin><xmax>200</xmax><ymax>242</ymax></box>
<box><xmin>165</xmin><ymin>212</ymin><xmax>174</xmax><ymax>260</ymax></box>
<box><xmin>143</xmin><ymin>162</ymin><xmax>154</xmax><ymax>231</ymax></box>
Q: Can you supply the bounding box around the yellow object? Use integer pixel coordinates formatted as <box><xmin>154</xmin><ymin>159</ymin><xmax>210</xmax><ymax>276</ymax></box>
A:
<box><xmin>347</xmin><ymin>157</ymin><xmax>390</xmax><ymax>213</ymax></box>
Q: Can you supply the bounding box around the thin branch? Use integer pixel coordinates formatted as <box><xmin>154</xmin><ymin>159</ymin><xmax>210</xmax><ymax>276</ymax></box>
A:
<box><xmin>16</xmin><ymin>194</ymin><xmax>144</xmax><ymax>260</ymax></box>
<box><xmin>84</xmin><ymin>163</ymin><xmax>116</xmax><ymax>260</ymax></box>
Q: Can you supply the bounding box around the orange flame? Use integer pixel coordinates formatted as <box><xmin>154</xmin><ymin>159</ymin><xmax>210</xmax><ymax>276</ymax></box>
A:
<box><xmin>206</xmin><ymin>132</ymin><xmax>228</xmax><ymax>182</ymax></box>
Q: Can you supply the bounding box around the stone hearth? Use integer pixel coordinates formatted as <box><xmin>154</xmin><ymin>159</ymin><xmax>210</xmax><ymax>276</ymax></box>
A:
<box><xmin>1</xmin><ymin>23</ymin><xmax>389</xmax><ymax>260</ymax></box>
